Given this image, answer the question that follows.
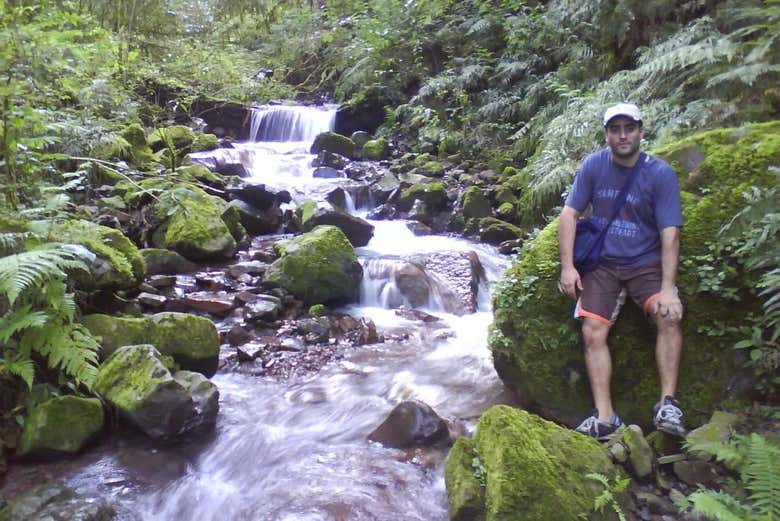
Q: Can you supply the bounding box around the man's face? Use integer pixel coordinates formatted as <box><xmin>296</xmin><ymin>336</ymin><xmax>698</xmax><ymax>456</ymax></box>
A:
<box><xmin>604</xmin><ymin>116</ymin><xmax>643</xmax><ymax>159</ymax></box>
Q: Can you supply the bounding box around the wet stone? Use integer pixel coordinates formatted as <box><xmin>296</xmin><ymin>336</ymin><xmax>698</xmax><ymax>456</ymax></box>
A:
<box><xmin>147</xmin><ymin>275</ymin><xmax>177</xmax><ymax>288</ymax></box>
<box><xmin>138</xmin><ymin>283</ymin><xmax>157</xmax><ymax>294</ymax></box>
<box><xmin>227</xmin><ymin>324</ymin><xmax>253</xmax><ymax>346</ymax></box>
<box><xmin>237</xmin><ymin>342</ymin><xmax>265</xmax><ymax>362</ymax></box>
<box><xmin>368</xmin><ymin>400</ymin><xmax>451</xmax><ymax>449</ymax></box>
<box><xmin>243</xmin><ymin>295</ymin><xmax>282</xmax><ymax>323</ymax></box>
<box><xmin>195</xmin><ymin>272</ymin><xmax>227</xmax><ymax>291</ymax></box>
<box><xmin>227</xmin><ymin>261</ymin><xmax>267</xmax><ymax>278</ymax></box>
<box><xmin>395</xmin><ymin>307</ymin><xmax>441</xmax><ymax>322</ymax></box>
<box><xmin>183</xmin><ymin>294</ymin><xmax>234</xmax><ymax>316</ymax></box>
<box><xmin>137</xmin><ymin>292</ymin><xmax>167</xmax><ymax>308</ymax></box>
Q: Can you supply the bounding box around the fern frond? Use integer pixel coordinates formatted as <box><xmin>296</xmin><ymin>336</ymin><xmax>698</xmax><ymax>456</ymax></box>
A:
<box><xmin>687</xmin><ymin>488</ymin><xmax>751</xmax><ymax>521</ymax></box>
<box><xmin>0</xmin><ymin>232</ymin><xmax>37</xmax><ymax>255</ymax></box>
<box><xmin>20</xmin><ymin>322</ymin><xmax>100</xmax><ymax>389</ymax></box>
<box><xmin>0</xmin><ymin>306</ymin><xmax>49</xmax><ymax>344</ymax></box>
<box><xmin>742</xmin><ymin>434</ymin><xmax>780</xmax><ymax>517</ymax></box>
<box><xmin>0</xmin><ymin>243</ymin><xmax>93</xmax><ymax>305</ymax></box>
<box><xmin>0</xmin><ymin>357</ymin><xmax>35</xmax><ymax>390</ymax></box>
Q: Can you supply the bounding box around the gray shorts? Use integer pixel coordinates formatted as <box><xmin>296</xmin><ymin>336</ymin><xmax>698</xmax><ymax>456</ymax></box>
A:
<box><xmin>574</xmin><ymin>263</ymin><xmax>670</xmax><ymax>326</ymax></box>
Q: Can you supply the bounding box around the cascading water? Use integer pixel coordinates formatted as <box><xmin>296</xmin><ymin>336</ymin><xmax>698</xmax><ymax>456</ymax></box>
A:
<box><xmin>249</xmin><ymin>105</ymin><xmax>337</xmax><ymax>142</ymax></box>
<box><xmin>3</xmin><ymin>105</ymin><xmax>513</xmax><ymax>521</ymax></box>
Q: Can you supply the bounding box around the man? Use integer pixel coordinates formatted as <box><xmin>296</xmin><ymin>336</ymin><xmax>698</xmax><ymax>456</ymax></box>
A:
<box><xmin>558</xmin><ymin>102</ymin><xmax>686</xmax><ymax>440</ymax></box>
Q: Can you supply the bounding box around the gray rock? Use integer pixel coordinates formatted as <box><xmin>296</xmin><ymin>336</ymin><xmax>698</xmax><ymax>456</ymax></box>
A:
<box><xmin>243</xmin><ymin>294</ymin><xmax>283</xmax><ymax>322</ymax></box>
<box><xmin>0</xmin><ymin>482</ymin><xmax>117</xmax><ymax>521</ymax></box>
<box><xmin>673</xmin><ymin>460</ymin><xmax>721</xmax><ymax>487</ymax></box>
<box><xmin>622</xmin><ymin>424</ymin><xmax>655</xmax><ymax>479</ymax></box>
<box><xmin>229</xmin><ymin>199</ymin><xmax>282</xmax><ymax>236</ymax></box>
<box><xmin>137</xmin><ymin>292</ymin><xmax>167</xmax><ymax>308</ymax></box>
<box><xmin>94</xmin><ymin>345</ymin><xmax>219</xmax><ymax>439</ymax></box>
<box><xmin>18</xmin><ymin>397</ymin><xmax>104</xmax><ymax>457</ymax></box>
<box><xmin>301</xmin><ymin>209</ymin><xmax>374</xmax><ymax>247</ymax></box>
<box><xmin>368</xmin><ymin>400</ymin><xmax>450</xmax><ymax>449</ymax></box>
<box><xmin>312</xmin><ymin>166</ymin><xmax>343</xmax><ymax>178</ymax></box>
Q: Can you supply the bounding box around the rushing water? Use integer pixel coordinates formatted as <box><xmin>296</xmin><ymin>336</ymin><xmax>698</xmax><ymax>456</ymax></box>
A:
<box><xmin>4</xmin><ymin>105</ymin><xmax>513</xmax><ymax>521</ymax></box>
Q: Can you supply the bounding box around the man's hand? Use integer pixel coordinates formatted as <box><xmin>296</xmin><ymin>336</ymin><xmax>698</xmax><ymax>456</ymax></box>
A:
<box><xmin>559</xmin><ymin>266</ymin><xmax>582</xmax><ymax>300</ymax></box>
<box><xmin>651</xmin><ymin>288</ymin><xmax>683</xmax><ymax>321</ymax></box>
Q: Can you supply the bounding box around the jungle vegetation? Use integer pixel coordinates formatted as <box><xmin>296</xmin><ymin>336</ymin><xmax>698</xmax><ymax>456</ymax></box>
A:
<box><xmin>1</xmin><ymin>0</ymin><xmax>778</xmax><ymax>514</ymax></box>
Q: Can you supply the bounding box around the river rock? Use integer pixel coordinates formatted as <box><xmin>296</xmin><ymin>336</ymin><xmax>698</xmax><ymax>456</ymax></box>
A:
<box><xmin>0</xmin><ymin>482</ymin><xmax>117</xmax><ymax>521</ymax></box>
<box><xmin>350</xmin><ymin>131</ymin><xmax>371</xmax><ymax>147</ymax></box>
<box><xmin>461</xmin><ymin>186</ymin><xmax>492</xmax><ymax>221</ymax></box>
<box><xmin>300</xmin><ymin>208</ymin><xmax>374</xmax><ymax>247</ymax></box>
<box><xmin>264</xmin><ymin>225</ymin><xmax>363</xmax><ymax>306</ymax></box>
<box><xmin>445</xmin><ymin>405</ymin><xmax>631</xmax><ymax>521</ymax></box>
<box><xmin>39</xmin><ymin>219</ymin><xmax>146</xmax><ymax>291</ymax></box>
<box><xmin>229</xmin><ymin>199</ymin><xmax>282</xmax><ymax>235</ymax></box>
<box><xmin>369</xmin><ymin>171</ymin><xmax>400</xmax><ymax>203</ymax></box>
<box><xmin>478</xmin><ymin>217</ymin><xmax>524</xmax><ymax>245</ymax></box>
<box><xmin>18</xmin><ymin>396</ymin><xmax>104</xmax><ymax>457</ymax></box>
<box><xmin>672</xmin><ymin>460</ymin><xmax>721</xmax><ymax>487</ymax></box>
<box><xmin>310</xmin><ymin>131</ymin><xmax>357</xmax><ymax>159</ymax></box>
<box><xmin>362</xmin><ymin>138</ymin><xmax>389</xmax><ymax>160</ymax></box>
<box><xmin>312</xmin><ymin>150</ymin><xmax>347</xmax><ymax>170</ymax></box>
<box><xmin>368</xmin><ymin>400</ymin><xmax>450</xmax><ymax>449</ymax></box>
<box><xmin>621</xmin><ymin>424</ymin><xmax>654</xmax><ymax>479</ymax></box>
<box><xmin>312</xmin><ymin>166</ymin><xmax>342</xmax><ymax>179</ymax></box>
<box><xmin>243</xmin><ymin>294</ymin><xmax>283</xmax><ymax>322</ymax></box>
<box><xmin>395</xmin><ymin>182</ymin><xmax>447</xmax><ymax>212</ymax></box>
<box><xmin>489</xmin><ymin>123</ymin><xmax>780</xmax><ymax>429</ymax></box>
<box><xmin>394</xmin><ymin>252</ymin><xmax>482</xmax><ymax>315</ymax></box>
<box><xmin>82</xmin><ymin>312</ymin><xmax>220</xmax><ymax>377</ymax></box>
<box><xmin>151</xmin><ymin>184</ymin><xmax>243</xmax><ymax>262</ymax></box>
<box><xmin>140</xmin><ymin>248</ymin><xmax>197</xmax><ymax>275</ymax></box>
<box><xmin>183</xmin><ymin>293</ymin><xmax>235</xmax><ymax>316</ymax></box>
<box><xmin>94</xmin><ymin>345</ymin><xmax>219</xmax><ymax>439</ymax></box>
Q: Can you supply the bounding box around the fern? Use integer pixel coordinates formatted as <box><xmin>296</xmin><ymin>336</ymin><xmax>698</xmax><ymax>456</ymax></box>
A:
<box><xmin>683</xmin><ymin>433</ymin><xmax>780</xmax><ymax>520</ymax></box>
<box><xmin>584</xmin><ymin>472</ymin><xmax>629</xmax><ymax>521</ymax></box>
<box><xmin>0</xmin><ymin>243</ymin><xmax>94</xmax><ymax>305</ymax></box>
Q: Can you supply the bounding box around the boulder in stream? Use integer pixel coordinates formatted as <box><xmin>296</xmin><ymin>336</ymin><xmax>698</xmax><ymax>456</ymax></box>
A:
<box><xmin>310</xmin><ymin>131</ymin><xmax>357</xmax><ymax>159</ymax></box>
<box><xmin>445</xmin><ymin>405</ymin><xmax>630</xmax><ymax>521</ymax></box>
<box><xmin>94</xmin><ymin>345</ymin><xmax>219</xmax><ymax>439</ymax></box>
<box><xmin>0</xmin><ymin>481</ymin><xmax>117</xmax><ymax>521</ymax></box>
<box><xmin>300</xmin><ymin>208</ymin><xmax>374</xmax><ymax>247</ymax></box>
<box><xmin>140</xmin><ymin>248</ymin><xmax>197</xmax><ymax>275</ymax></box>
<box><xmin>18</xmin><ymin>396</ymin><xmax>104</xmax><ymax>457</ymax></box>
<box><xmin>81</xmin><ymin>312</ymin><xmax>220</xmax><ymax>377</ymax></box>
<box><xmin>264</xmin><ymin>225</ymin><xmax>363</xmax><ymax>306</ymax></box>
<box><xmin>368</xmin><ymin>400</ymin><xmax>450</xmax><ymax>449</ymax></box>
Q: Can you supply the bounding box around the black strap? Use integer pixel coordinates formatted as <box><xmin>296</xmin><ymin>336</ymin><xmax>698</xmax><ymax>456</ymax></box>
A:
<box><xmin>603</xmin><ymin>152</ymin><xmax>646</xmax><ymax>232</ymax></box>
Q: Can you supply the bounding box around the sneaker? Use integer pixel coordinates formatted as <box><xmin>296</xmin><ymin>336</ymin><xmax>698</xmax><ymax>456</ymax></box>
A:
<box><xmin>574</xmin><ymin>410</ymin><xmax>626</xmax><ymax>441</ymax></box>
<box><xmin>653</xmin><ymin>396</ymin><xmax>687</xmax><ymax>437</ymax></box>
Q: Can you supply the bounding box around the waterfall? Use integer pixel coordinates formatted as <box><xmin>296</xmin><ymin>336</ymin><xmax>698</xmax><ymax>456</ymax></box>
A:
<box><xmin>249</xmin><ymin>105</ymin><xmax>337</xmax><ymax>142</ymax></box>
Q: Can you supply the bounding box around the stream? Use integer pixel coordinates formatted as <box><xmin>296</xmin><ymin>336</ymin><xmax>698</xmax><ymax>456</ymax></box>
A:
<box><xmin>3</xmin><ymin>105</ymin><xmax>514</xmax><ymax>521</ymax></box>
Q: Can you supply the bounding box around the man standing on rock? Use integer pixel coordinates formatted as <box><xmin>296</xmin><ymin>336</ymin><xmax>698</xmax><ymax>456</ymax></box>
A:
<box><xmin>557</xmin><ymin>103</ymin><xmax>687</xmax><ymax>440</ymax></box>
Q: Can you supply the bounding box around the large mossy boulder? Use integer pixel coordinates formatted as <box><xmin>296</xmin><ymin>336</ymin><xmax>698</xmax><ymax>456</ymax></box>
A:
<box><xmin>310</xmin><ymin>131</ymin><xmax>357</xmax><ymax>159</ymax></box>
<box><xmin>18</xmin><ymin>396</ymin><xmax>104</xmax><ymax>457</ymax></box>
<box><xmin>147</xmin><ymin>125</ymin><xmax>196</xmax><ymax>152</ymax></box>
<box><xmin>462</xmin><ymin>187</ymin><xmax>492</xmax><ymax>221</ymax></box>
<box><xmin>81</xmin><ymin>312</ymin><xmax>220</xmax><ymax>377</ymax></box>
<box><xmin>94</xmin><ymin>345</ymin><xmax>219</xmax><ymax>439</ymax></box>
<box><xmin>445</xmin><ymin>405</ymin><xmax>628</xmax><ymax>521</ymax></box>
<box><xmin>151</xmin><ymin>184</ymin><xmax>244</xmax><ymax>261</ymax></box>
<box><xmin>396</xmin><ymin>182</ymin><xmax>448</xmax><ymax>212</ymax></box>
<box><xmin>362</xmin><ymin>138</ymin><xmax>389</xmax><ymax>160</ymax></box>
<box><xmin>489</xmin><ymin>122</ymin><xmax>780</xmax><ymax>429</ymax></box>
<box><xmin>264</xmin><ymin>225</ymin><xmax>363</xmax><ymax>306</ymax></box>
<box><xmin>43</xmin><ymin>219</ymin><xmax>145</xmax><ymax>291</ymax></box>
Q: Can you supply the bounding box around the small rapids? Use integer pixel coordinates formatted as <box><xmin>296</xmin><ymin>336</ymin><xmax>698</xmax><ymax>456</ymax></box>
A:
<box><xmin>3</xmin><ymin>105</ymin><xmax>514</xmax><ymax>521</ymax></box>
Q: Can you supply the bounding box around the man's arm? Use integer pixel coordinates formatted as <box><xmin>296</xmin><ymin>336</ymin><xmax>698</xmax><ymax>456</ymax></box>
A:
<box><xmin>558</xmin><ymin>205</ymin><xmax>582</xmax><ymax>300</ymax></box>
<box><xmin>652</xmin><ymin>226</ymin><xmax>683</xmax><ymax>319</ymax></box>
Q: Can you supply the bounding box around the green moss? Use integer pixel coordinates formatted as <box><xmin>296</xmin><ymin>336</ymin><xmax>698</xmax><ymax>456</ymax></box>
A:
<box><xmin>308</xmin><ymin>304</ymin><xmax>328</xmax><ymax>317</ymax></box>
<box><xmin>177</xmin><ymin>163</ymin><xmax>225</xmax><ymax>187</ymax></box>
<box><xmin>362</xmin><ymin>138</ymin><xmax>389</xmax><ymax>160</ymax></box>
<box><xmin>463</xmin><ymin>187</ymin><xmax>492</xmax><ymax>221</ymax></box>
<box><xmin>49</xmin><ymin>219</ymin><xmax>145</xmax><ymax>290</ymax></box>
<box><xmin>397</xmin><ymin>182</ymin><xmax>447</xmax><ymax>212</ymax></box>
<box><xmin>18</xmin><ymin>396</ymin><xmax>104</xmax><ymax>456</ymax></box>
<box><xmin>494</xmin><ymin>185</ymin><xmax>518</xmax><ymax>205</ymax></box>
<box><xmin>296</xmin><ymin>200</ymin><xmax>319</xmax><ymax>228</ymax></box>
<box><xmin>413</xmin><ymin>153</ymin><xmax>435</xmax><ymax>165</ymax></box>
<box><xmin>151</xmin><ymin>184</ymin><xmax>237</xmax><ymax>261</ymax></box>
<box><xmin>439</xmin><ymin>135</ymin><xmax>461</xmax><ymax>156</ymax></box>
<box><xmin>478</xmin><ymin>217</ymin><xmax>523</xmax><ymax>244</ymax></box>
<box><xmin>119</xmin><ymin>123</ymin><xmax>147</xmax><ymax>148</ymax></box>
<box><xmin>490</xmin><ymin>122</ymin><xmax>780</xmax><ymax>428</ymax></box>
<box><xmin>93</xmin><ymin>345</ymin><xmax>171</xmax><ymax>416</ymax></box>
<box><xmin>444</xmin><ymin>437</ymin><xmax>486</xmax><ymax>521</ymax></box>
<box><xmin>81</xmin><ymin>312</ymin><xmax>219</xmax><ymax>376</ymax></box>
<box><xmin>139</xmin><ymin>248</ymin><xmax>196</xmax><ymax>275</ymax></box>
<box><xmin>420</xmin><ymin>161</ymin><xmax>445</xmax><ymax>177</ymax></box>
<box><xmin>310</xmin><ymin>131</ymin><xmax>356</xmax><ymax>158</ymax></box>
<box><xmin>496</xmin><ymin>202</ymin><xmax>516</xmax><ymax>221</ymax></box>
<box><xmin>191</xmin><ymin>133</ymin><xmax>220</xmax><ymax>152</ymax></box>
<box><xmin>264</xmin><ymin>225</ymin><xmax>362</xmax><ymax>306</ymax></box>
<box><xmin>93</xmin><ymin>135</ymin><xmax>133</xmax><ymax>162</ymax></box>
<box><xmin>147</xmin><ymin>125</ymin><xmax>196</xmax><ymax>152</ymax></box>
<box><xmin>445</xmin><ymin>406</ymin><xmax>626</xmax><ymax>521</ymax></box>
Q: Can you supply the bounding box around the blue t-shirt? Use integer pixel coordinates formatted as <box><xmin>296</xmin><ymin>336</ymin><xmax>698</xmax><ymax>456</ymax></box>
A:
<box><xmin>565</xmin><ymin>149</ymin><xmax>683</xmax><ymax>267</ymax></box>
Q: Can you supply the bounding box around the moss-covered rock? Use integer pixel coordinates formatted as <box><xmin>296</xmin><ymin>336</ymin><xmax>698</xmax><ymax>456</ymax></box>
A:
<box><xmin>81</xmin><ymin>312</ymin><xmax>220</xmax><ymax>376</ymax></box>
<box><xmin>92</xmin><ymin>134</ymin><xmax>133</xmax><ymax>162</ymax></box>
<box><xmin>191</xmin><ymin>133</ymin><xmax>220</xmax><ymax>152</ymax></box>
<box><xmin>147</xmin><ymin>125</ymin><xmax>196</xmax><ymax>152</ymax></box>
<box><xmin>489</xmin><ymin>122</ymin><xmax>780</xmax><ymax>429</ymax></box>
<box><xmin>151</xmin><ymin>183</ymin><xmax>241</xmax><ymax>261</ymax></box>
<box><xmin>264</xmin><ymin>225</ymin><xmax>363</xmax><ymax>306</ymax></box>
<box><xmin>18</xmin><ymin>396</ymin><xmax>104</xmax><ymax>457</ymax></box>
<box><xmin>419</xmin><ymin>161</ymin><xmax>445</xmax><ymax>177</ymax></box>
<box><xmin>462</xmin><ymin>187</ymin><xmax>492</xmax><ymax>221</ymax></box>
<box><xmin>120</xmin><ymin>123</ymin><xmax>154</xmax><ymax>165</ymax></box>
<box><xmin>478</xmin><ymin>217</ymin><xmax>523</xmax><ymax>245</ymax></box>
<box><xmin>396</xmin><ymin>182</ymin><xmax>448</xmax><ymax>212</ymax></box>
<box><xmin>176</xmin><ymin>163</ymin><xmax>225</xmax><ymax>186</ymax></box>
<box><xmin>139</xmin><ymin>248</ymin><xmax>197</xmax><ymax>275</ymax></box>
<box><xmin>362</xmin><ymin>138</ymin><xmax>389</xmax><ymax>160</ymax></box>
<box><xmin>93</xmin><ymin>344</ymin><xmax>219</xmax><ymax>439</ymax></box>
<box><xmin>310</xmin><ymin>131</ymin><xmax>357</xmax><ymax>159</ymax></box>
<box><xmin>41</xmin><ymin>219</ymin><xmax>145</xmax><ymax>291</ymax></box>
<box><xmin>445</xmin><ymin>405</ymin><xmax>628</xmax><ymax>521</ymax></box>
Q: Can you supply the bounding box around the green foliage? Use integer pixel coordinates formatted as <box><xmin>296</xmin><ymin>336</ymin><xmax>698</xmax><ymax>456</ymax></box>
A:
<box><xmin>682</xmin><ymin>433</ymin><xmax>780</xmax><ymax>521</ymax></box>
<box><xmin>581</xmin><ymin>473</ymin><xmax>630</xmax><ymax>521</ymax></box>
<box><xmin>471</xmin><ymin>453</ymin><xmax>487</xmax><ymax>488</ymax></box>
<box><xmin>0</xmin><ymin>243</ymin><xmax>101</xmax><ymax>390</ymax></box>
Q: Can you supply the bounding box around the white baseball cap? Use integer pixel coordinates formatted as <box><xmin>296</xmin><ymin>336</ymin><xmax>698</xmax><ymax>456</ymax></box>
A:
<box><xmin>603</xmin><ymin>103</ymin><xmax>642</xmax><ymax>126</ymax></box>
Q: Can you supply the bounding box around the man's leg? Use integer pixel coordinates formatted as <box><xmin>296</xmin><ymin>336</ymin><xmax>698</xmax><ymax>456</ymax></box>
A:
<box><xmin>582</xmin><ymin>317</ymin><xmax>614</xmax><ymax>421</ymax></box>
<box><xmin>654</xmin><ymin>313</ymin><xmax>682</xmax><ymax>401</ymax></box>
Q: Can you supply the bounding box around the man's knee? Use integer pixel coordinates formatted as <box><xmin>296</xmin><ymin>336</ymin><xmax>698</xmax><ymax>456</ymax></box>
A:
<box><xmin>654</xmin><ymin>313</ymin><xmax>682</xmax><ymax>332</ymax></box>
<box><xmin>582</xmin><ymin>318</ymin><xmax>609</xmax><ymax>348</ymax></box>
